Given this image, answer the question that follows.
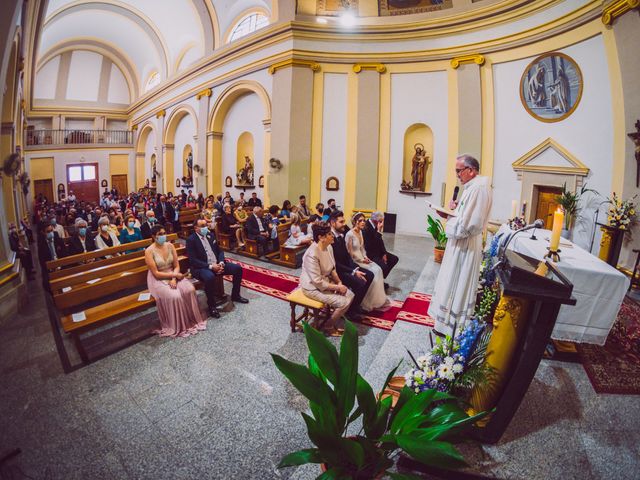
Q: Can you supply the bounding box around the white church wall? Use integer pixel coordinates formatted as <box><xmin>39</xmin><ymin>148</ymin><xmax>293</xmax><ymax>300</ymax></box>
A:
<box><xmin>66</xmin><ymin>51</ymin><xmax>102</xmax><ymax>102</ymax></box>
<box><xmin>387</xmin><ymin>70</ymin><xmax>449</xmax><ymax>236</ymax></box>
<box><xmin>320</xmin><ymin>73</ymin><xmax>348</xmax><ymax>209</ymax></box>
<box><xmin>492</xmin><ymin>34</ymin><xmax>613</xmax><ymax>253</ymax></box>
<box><xmin>33</xmin><ymin>56</ymin><xmax>59</xmax><ymax>100</ymax></box>
<box><xmin>107</xmin><ymin>64</ymin><xmax>130</xmax><ymax>104</ymax></box>
<box><xmin>220</xmin><ymin>92</ymin><xmax>265</xmax><ymax>200</ymax></box>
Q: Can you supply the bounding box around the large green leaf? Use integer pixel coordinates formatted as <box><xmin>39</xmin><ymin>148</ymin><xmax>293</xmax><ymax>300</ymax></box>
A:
<box><xmin>387</xmin><ymin>387</ymin><xmax>414</xmax><ymax>428</ymax></box>
<box><xmin>271</xmin><ymin>353</ymin><xmax>335</xmax><ymax>408</ymax></box>
<box><xmin>355</xmin><ymin>374</ymin><xmax>377</xmax><ymax>434</ymax></box>
<box><xmin>316</xmin><ymin>468</ymin><xmax>339</xmax><ymax>480</ymax></box>
<box><xmin>302</xmin><ymin>412</ymin><xmax>335</xmax><ymax>449</ymax></box>
<box><xmin>337</xmin><ymin>437</ymin><xmax>365</xmax><ymax>469</ymax></box>
<box><xmin>390</xmin><ymin>389</ymin><xmax>437</xmax><ymax>434</ymax></box>
<box><xmin>309</xmin><ymin>354</ymin><xmax>328</xmax><ymax>383</ymax></box>
<box><xmin>414</xmin><ymin>410</ymin><xmax>487</xmax><ymax>441</ymax></box>
<box><xmin>380</xmin><ymin>359</ymin><xmax>403</xmax><ymax>394</ymax></box>
<box><xmin>368</xmin><ymin>394</ymin><xmax>393</xmax><ymax>440</ymax></box>
<box><xmin>396</xmin><ymin>435</ymin><xmax>467</xmax><ymax>469</ymax></box>
<box><xmin>304</xmin><ymin>322</ymin><xmax>339</xmax><ymax>385</ymax></box>
<box><xmin>336</xmin><ymin>320</ymin><xmax>359</xmax><ymax>422</ymax></box>
<box><xmin>423</xmin><ymin>401</ymin><xmax>469</xmax><ymax>426</ymax></box>
<box><xmin>278</xmin><ymin>449</ymin><xmax>323</xmax><ymax>468</ymax></box>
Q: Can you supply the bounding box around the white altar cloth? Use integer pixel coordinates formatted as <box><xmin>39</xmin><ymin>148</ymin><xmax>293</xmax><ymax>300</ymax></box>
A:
<box><xmin>496</xmin><ymin>226</ymin><xmax>629</xmax><ymax>345</ymax></box>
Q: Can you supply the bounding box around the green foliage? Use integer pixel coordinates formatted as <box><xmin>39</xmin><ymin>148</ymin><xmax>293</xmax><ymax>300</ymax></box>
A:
<box><xmin>557</xmin><ymin>183</ymin><xmax>599</xmax><ymax>229</ymax></box>
<box><xmin>474</xmin><ymin>286</ymin><xmax>498</xmax><ymax>322</ymax></box>
<box><xmin>426</xmin><ymin>215</ymin><xmax>447</xmax><ymax>250</ymax></box>
<box><xmin>271</xmin><ymin>321</ymin><xmax>486</xmax><ymax>479</ymax></box>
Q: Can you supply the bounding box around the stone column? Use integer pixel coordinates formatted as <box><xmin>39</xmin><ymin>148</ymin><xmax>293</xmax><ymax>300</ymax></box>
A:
<box><xmin>196</xmin><ymin>88</ymin><xmax>212</xmax><ymax>194</ymax></box>
<box><xmin>155</xmin><ymin>110</ymin><xmax>166</xmax><ymax>193</ymax></box>
<box><xmin>268</xmin><ymin>60</ymin><xmax>319</xmax><ymax>205</ymax></box>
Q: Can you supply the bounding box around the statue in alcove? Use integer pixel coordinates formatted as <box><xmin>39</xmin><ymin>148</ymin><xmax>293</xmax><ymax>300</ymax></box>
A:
<box><xmin>236</xmin><ymin>155</ymin><xmax>254</xmax><ymax>185</ymax></box>
<box><xmin>410</xmin><ymin>143</ymin><xmax>430</xmax><ymax>191</ymax></box>
<box><xmin>186</xmin><ymin>152</ymin><xmax>193</xmax><ymax>184</ymax></box>
<box><xmin>151</xmin><ymin>158</ymin><xmax>157</xmax><ymax>187</ymax></box>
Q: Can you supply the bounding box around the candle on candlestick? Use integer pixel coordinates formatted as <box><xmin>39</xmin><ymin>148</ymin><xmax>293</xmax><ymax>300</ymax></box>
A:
<box><xmin>521</xmin><ymin>201</ymin><xmax>527</xmax><ymax>218</ymax></box>
<box><xmin>511</xmin><ymin>200</ymin><xmax>518</xmax><ymax>219</ymax></box>
<box><xmin>549</xmin><ymin>207</ymin><xmax>564</xmax><ymax>252</ymax></box>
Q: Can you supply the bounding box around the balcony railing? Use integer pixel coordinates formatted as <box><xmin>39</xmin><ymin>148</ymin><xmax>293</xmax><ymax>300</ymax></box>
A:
<box><xmin>25</xmin><ymin>129</ymin><xmax>133</xmax><ymax>146</ymax></box>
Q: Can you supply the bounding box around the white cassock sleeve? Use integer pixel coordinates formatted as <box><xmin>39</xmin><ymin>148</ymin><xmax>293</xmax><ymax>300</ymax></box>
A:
<box><xmin>444</xmin><ymin>185</ymin><xmax>491</xmax><ymax>240</ymax></box>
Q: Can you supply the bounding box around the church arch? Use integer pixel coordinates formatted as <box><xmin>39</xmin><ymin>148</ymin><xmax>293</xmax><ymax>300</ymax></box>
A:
<box><xmin>164</xmin><ymin>104</ymin><xmax>198</xmax><ymax>193</ymax></box>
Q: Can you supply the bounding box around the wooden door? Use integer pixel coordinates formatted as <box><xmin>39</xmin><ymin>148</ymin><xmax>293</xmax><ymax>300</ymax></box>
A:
<box><xmin>34</xmin><ymin>179</ymin><xmax>54</xmax><ymax>203</ymax></box>
<box><xmin>67</xmin><ymin>163</ymin><xmax>100</xmax><ymax>203</ymax></box>
<box><xmin>111</xmin><ymin>174</ymin><xmax>128</xmax><ymax>196</ymax></box>
<box><xmin>535</xmin><ymin>186</ymin><xmax>562</xmax><ymax>229</ymax></box>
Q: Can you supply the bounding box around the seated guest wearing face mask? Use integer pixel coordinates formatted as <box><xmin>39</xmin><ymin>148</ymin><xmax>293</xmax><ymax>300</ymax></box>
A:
<box><xmin>119</xmin><ymin>214</ymin><xmax>144</xmax><ymax>253</ymax></box>
<box><xmin>37</xmin><ymin>223</ymin><xmax>67</xmax><ymax>290</ymax></box>
<box><xmin>140</xmin><ymin>210</ymin><xmax>157</xmax><ymax>239</ymax></box>
<box><xmin>145</xmin><ymin>225</ymin><xmax>207</xmax><ymax>337</ymax></box>
<box><xmin>49</xmin><ymin>216</ymin><xmax>67</xmax><ymax>238</ymax></box>
<box><xmin>186</xmin><ymin>218</ymin><xmax>248</xmax><ymax>319</ymax></box>
<box><xmin>95</xmin><ymin>216</ymin><xmax>121</xmax><ymax>253</ymax></box>
<box><xmin>68</xmin><ymin>218</ymin><xmax>96</xmax><ymax>256</ymax></box>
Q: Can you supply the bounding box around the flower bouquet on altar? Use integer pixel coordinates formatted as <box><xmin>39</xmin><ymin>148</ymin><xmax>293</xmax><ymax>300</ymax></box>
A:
<box><xmin>404</xmin><ymin>319</ymin><xmax>495</xmax><ymax>401</ymax></box>
<box><xmin>607</xmin><ymin>193</ymin><xmax>637</xmax><ymax>231</ymax></box>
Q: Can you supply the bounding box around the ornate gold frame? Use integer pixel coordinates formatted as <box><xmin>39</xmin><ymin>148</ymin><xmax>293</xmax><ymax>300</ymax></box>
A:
<box><xmin>519</xmin><ymin>52</ymin><xmax>583</xmax><ymax>123</ymax></box>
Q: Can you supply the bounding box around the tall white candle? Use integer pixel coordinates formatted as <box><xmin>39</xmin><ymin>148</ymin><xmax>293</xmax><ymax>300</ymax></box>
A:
<box><xmin>550</xmin><ymin>207</ymin><xmax>564</xmax><ymax>251</ymax></box>
<box><xmin>511</xmin><ymin>200</ymin><xmax>518</xmax><ymax>219</ymax></box>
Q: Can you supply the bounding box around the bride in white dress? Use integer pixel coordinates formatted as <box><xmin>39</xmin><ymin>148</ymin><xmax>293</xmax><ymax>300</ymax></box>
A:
<box><xmin>345</xmin><ymin>213</ymin><xmax>391</xmax><ymax>312</ymax></box>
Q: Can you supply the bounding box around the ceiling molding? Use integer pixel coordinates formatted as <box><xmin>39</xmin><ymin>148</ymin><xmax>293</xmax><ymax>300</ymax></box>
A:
<box><xmin>44</xmin><ymin>0</ymin><xmax>170</xmax><ymax>79</ymax></box>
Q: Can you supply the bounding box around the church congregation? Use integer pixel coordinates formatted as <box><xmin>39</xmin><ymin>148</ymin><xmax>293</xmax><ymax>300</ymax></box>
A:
<box><xmin>2</xmin><ymin>1</ymin><xmax>640</xmax><ymax>479</ymax></box>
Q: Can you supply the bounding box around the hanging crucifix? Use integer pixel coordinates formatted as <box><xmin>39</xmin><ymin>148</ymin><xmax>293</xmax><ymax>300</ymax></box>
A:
<box><xmin>628</xmin><ymin>119</ymin><xmax>640</xmax><ymax>188</ymax></box>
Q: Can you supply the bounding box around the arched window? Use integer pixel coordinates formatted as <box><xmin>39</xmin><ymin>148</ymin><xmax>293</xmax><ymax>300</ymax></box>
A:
<box><xmin>228</xmin><ymin>13</ymin><xmax>269</xmax><ymax>42</ymax></box>
<box><xmin>144</xmin><ymin>71</ymin><xmax>160</xmax><ymax>92</ymax></box>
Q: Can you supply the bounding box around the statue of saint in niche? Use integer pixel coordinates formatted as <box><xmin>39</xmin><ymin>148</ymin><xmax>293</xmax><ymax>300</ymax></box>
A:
<box><xmin>410</xmin><ymin>143</ymin><xmax>430</xmax><ymax>191</ymax></box>
<box><xmin>236</xmin><ymin>155</ymin><xmax>254</xmax><ymax>185</ymax></box>
<box><xmin>186</xmin><ymin>152</ymin><xmax>193</xmax><ymax>184</ymax></box>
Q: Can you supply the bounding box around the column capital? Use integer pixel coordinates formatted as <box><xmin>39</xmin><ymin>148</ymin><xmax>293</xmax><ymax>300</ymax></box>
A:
<box><xmin>602</xmin><ymin>0</ymin><xmax>639</xmax><ymax>26</ymax></box>
<box><xmin>156</xmin><ymin>109</ymin><xmax>166</xmax><ymax>118</ymax></box>
<box><xmin>163</xmin><ymin>143</ymin><xmax>175</xmax><ymax>151</ymax></box>
<box><xmin>269</xmin><ymin>59</ymin><xmax>320</xmax><ymax>75</ymax></box>
<box><xmin>450</xmin><ymin>54</ymin><xmax>485</xmax><ymax>69</ymax></box>
<box><xmin>196</xmin><ymin>88</ymin><xmax>213</xmax><ymax>100</ymax></box>
<box><xmin>353</xmin><ymin>63</ymin><xmax>387</xmax><ymax>74</ymax></box>
<box><xmin>207</xmin><ymin>131</ymin><xmax>224</xmax><ymax>139</ymax></box>
<box><xmin>132</xmin><ymin>124</ymin><xmax>138</xmax><ymax>131</ymax></box>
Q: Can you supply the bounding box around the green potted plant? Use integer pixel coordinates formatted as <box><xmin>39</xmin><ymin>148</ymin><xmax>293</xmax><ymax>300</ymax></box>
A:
<box><xmin>427</xmin><ymin>215</ymin><xmax>447</xmax><ymax>263</ymax></box>
<box><xmin>271</xmin><ymin>321</ymin><xmax>486</xmax><ymax>479</ymax></box>
<box><xmin>556</xmin><ymin>183</ymin><xmax>598</xmax><ymax>239</ymax></box>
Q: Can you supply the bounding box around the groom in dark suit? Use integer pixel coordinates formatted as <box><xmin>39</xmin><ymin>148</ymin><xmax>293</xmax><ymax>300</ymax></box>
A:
<box><xmin>186</xmin><ymin>218</ymin><xmax>248</xmax><ymax>318</ymax></box>
<box><xmin>363</xmin><ymin>211</ymin><xmax>399</xmax><ymax>283</ymax></box>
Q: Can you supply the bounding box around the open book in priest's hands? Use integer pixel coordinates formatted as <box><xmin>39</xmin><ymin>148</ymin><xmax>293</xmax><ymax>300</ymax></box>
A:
<box><xmin>426</xmin><ymin>201</ymin><xmax>457</xmax><ymax>217</ymax></box>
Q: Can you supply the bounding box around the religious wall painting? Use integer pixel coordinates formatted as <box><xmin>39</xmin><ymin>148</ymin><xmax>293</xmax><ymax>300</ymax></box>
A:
<box><xmin>520</xmin><ymin>52</ymin><xmax>583</xmax><ymax>123</ymax></box>
<box><xmin>400</xmin><ymin>123</ymin><xmax>433</xmax><ymax>195</ymax></box>
<box><xmin>176</xmin><ymin>178</ymin><xmax>181</xmax><ymax>188</ymax></box>
<box><xmin>57</xmin><ymin>183</ymin><xmax>65</xmax><ymax>201</ymax></box>
<box><xmin>259</xmin><ymin>175</ymin><xmax>264</xmax><ymax>188</ymax></box>
<box><xmin>225</xmin><ymin>176</ymin><xmax>233</xmax><ymax>188</ymax></box>
<box><xmin>379</xmin><ymin>0</ymin><xmax>452</xmax><ymax>16</ymax></box>
<box><xmin>100</xmin><ymin>179</ymin><xmax>108</xmax><ymax>188</ymax></box>
<box><xmin>326</xmin><ymin>176</ymin><xmax>339</xmax><ymax>191</ymax></box>
<box><xmin>150</xmin><ymin>153</ymin><xmax>157</xmax><ymax>187</ymax></box>
<box><xmin>317</xmin><ymin>0</ymin><xmax>359</xmax><ymax>16</ymax></box>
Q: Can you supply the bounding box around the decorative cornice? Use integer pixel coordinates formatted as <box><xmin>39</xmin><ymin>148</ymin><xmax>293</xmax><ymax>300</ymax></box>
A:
<box><xmin>156</xmin><ymin>109</ymin><xmax>166</xmax><ymax>118</ymax></box>
<box><xmin>268</xmin><ymin>59</ymin><xmax>320</xmax><ymax>75</ymax></box>
<box><xmin>353</xmin><ymin>63</ymin><xmax>387</xmax><ymax>74</ymax></box>
<box><xmin>131</xmin><ymin>124</ymin><xmax>138</xmax><ymax>131</ymax></box>
<box><xmin>602</xmin><ymin>0</ymin><xmax>639</xmax><ymax>26</ymax></box>
<box><xmin>512</xmin><ymin>138</ymin><xmax>590</xmax><ymax>177</ymax></box>
<box><xmin>450</xmin><ymin>54</ymin><xmax>485</xmax><ymax>69</ymax></box>
<box><xmin>195</xmin><ymin>88</ymin><xmax>212</xmax><ymax>100</ymax></box>
<box><xmin>209</xmin><ymin>131</ymin><xmax>224</xmax><ymax>139</ymax></box>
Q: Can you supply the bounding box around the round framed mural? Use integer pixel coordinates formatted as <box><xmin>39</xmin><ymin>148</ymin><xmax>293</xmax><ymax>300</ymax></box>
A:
<box><xmin>520</xmin><ymin>52</ymin><xmax>583</xmax><ymax>123</ymax></box>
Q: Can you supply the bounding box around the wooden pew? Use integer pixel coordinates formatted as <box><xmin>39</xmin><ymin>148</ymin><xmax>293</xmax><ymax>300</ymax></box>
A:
<box><xmin>270</xmin><ymin>220</ymin><xmax>309</xmax><ymax>268</ymax></box>
<box><xmin>50</xmin><ymin>238</ymin><xmax>225</xmax><ymax>363</ymax></box>
<box><xmin>178</xmin><ymin>208</ymin><xmax>201</xmax><ymax>238</ymax></box>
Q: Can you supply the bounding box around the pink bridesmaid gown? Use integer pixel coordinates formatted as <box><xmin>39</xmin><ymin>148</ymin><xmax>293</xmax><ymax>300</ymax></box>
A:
<box><xmin>147</xmin><ymin>247</ymin><xmax>207</xmax><ymax>337</ymax></box>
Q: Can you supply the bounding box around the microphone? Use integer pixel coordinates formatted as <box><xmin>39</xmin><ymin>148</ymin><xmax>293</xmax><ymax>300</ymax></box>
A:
<box><xmin>494</xmin><ymin>219</ymin><xmax>544</xmax><ymax>270</ymax></box>
<box><xmin>452</xmin><ymin>186</ymin><xmax>460</xmax><ymax>202</ymax></box>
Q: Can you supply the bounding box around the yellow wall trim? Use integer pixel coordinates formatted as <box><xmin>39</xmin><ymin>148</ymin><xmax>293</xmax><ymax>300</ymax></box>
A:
<box><xmin>268</xmin><ymin>59</ymin><xmax>321</xmax><ymax>75</ymax></box>
<box><xmin>195</xmin><ymin>88</ymin><xmax>213</xmax><ymax>100</ymax></box>
<box><xmin>601</xmin><ymin>0</ymin><xmax>640</xmax><ymax>26</ymax></box>
<box><xmin>451</xmin><ymin>54</ymin><xmax>485</xmax><ymax>69</ymax></box>
<box><xmin>131</xmin><ymin>124</ymin><xmax>138</xmax><ymax>131</ymax></box>
<box><xmin>353</xmin><ymin>63</ymin><xmax>386</xmax><ymax>74</ymax></box>
<box><xmin>155</xmin><ymin>109</ymin><xmax>166</xmax><ymax>118</ymax></box>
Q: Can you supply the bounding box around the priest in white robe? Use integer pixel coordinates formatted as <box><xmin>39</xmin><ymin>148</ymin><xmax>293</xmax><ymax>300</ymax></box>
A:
<box><xmin>428</xmin><ymin>154</ymin><xmax>492</xmax><ymax>337</ymax></box>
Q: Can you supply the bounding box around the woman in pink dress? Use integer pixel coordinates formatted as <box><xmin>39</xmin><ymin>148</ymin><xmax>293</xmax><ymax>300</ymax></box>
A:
<box><xmin>145</xmin><ymin>225</ymin><xmax>206</xmax><ymax>337</ymax></box>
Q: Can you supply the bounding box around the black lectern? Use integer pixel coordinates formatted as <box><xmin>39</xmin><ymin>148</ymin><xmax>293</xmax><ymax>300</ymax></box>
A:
<box><xmin>470</xmin><ymin>250</ymin><xmax>576</xmax><ymax>443</ymax></box>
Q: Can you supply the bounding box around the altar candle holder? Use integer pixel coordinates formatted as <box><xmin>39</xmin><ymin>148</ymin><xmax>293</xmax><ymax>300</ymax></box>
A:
<box><xmin>544</xmin><ymin>247</ymin><xmax>561</xmax><ymax>263</ymax></box>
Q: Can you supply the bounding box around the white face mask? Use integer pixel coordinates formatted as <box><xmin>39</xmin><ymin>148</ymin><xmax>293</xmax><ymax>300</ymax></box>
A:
<box><xmin>101</xmin><ymin>225</ymin><xmax>109</xmax><ymax>232</ymax></box>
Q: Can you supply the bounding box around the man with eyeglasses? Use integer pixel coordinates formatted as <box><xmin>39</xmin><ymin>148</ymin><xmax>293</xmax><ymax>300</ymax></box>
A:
<box><xmin>428</xmin><ymin>154</ymin><xmax>492</xmax><ymax>337</ymax></box>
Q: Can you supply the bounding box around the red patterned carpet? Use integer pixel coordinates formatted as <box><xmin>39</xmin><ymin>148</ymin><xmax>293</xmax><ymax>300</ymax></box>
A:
<box><xmin>223</xmin><ymin>259</ymin><xmax>433</xmax><ymax>331</ymax></box>
<box><xmin>577</xmin><ymin>296</ymin><xmax>640</xmax><ymax>395</ymax></box>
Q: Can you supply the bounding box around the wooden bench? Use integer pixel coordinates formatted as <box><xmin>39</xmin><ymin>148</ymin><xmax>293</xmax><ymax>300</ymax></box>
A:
<box><xmin>286</xmin><ymin>288</ymin><xmax>331</xmax><ymax>333</ymax></box>
<box><xmin>47</xmin><ymin>237</ymin><xmax>226</xmax><ymax>364</ymax></box>
<box><xmin>178</xmin><ymin>208</ymin><xmax>201</xmax><ymax>238</ymax></box>
<box><xmin>270</xmin><ymin>220</ymin><xmax>309</xmax><ymax>268</ymax></box>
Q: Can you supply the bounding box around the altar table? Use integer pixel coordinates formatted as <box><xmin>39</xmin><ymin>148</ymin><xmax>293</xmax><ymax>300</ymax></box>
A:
<box><xmin>497</xmin><ymin>226</ymin><xmax>629</xmax><ymax>345</ymax></box>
